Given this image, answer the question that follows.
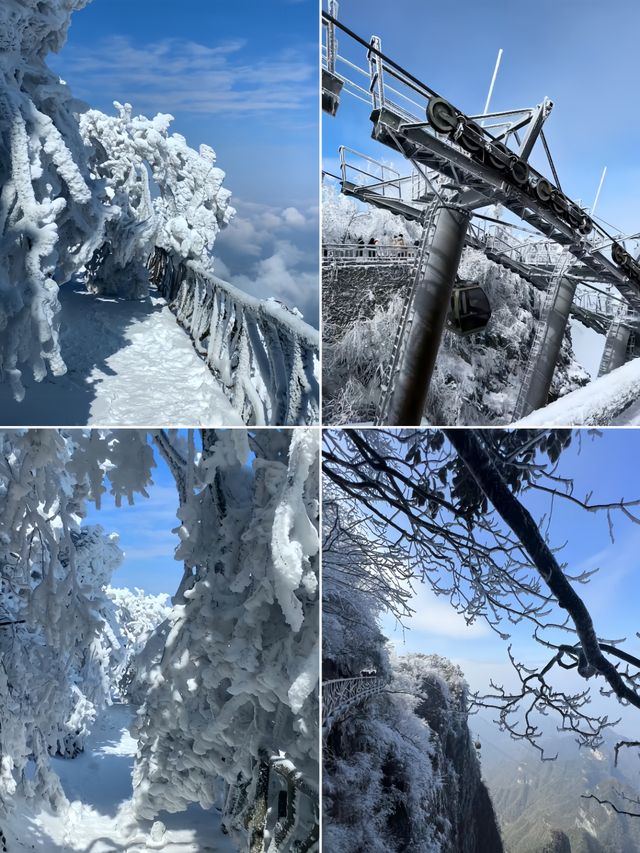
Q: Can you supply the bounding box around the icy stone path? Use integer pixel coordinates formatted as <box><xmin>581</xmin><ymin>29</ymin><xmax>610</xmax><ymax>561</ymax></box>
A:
<box><xmin>5</xmin><ymin>703</ymin><xmax>235</xmax><ymax>852</ymax></box>
<box><xmin>0</xmin><ymin>283</ymin><xmax>242</xmax><ymax>426</ymax></box>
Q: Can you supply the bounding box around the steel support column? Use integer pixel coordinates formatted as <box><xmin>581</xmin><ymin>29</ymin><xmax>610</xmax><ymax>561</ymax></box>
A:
<box><xmin>598</xmin><ymin>322</ymin><xmax>632</xmax><ymax>376</ymax></box>
<box><xmin>519</xmin><ymin>275</ymin><xmax>577</xmax><ymax>416</ymax></box>
<box><xmin>387</xmin><ymin>205</ymin><xmax>470</xmax><ymax>425</ymax></box>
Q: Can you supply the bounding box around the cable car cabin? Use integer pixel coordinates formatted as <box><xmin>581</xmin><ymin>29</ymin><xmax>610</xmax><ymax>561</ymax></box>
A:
<box><xmin>447</xmin><ymin>281</ymin><xmax>492</xmax><ymax>336</ymax></box>
<box><xmin>322</xmin><ymin>69</ymin><xmax>344</xmax><ymax>116</ymax></box>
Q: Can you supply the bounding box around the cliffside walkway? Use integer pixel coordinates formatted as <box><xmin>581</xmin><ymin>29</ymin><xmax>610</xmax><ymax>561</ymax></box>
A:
<box><xmin>322</xmin><ymin>677</ymin><xmax>387</xmax><ymax>734</ymax></box>
<box><xmin>0</xmin><ymin>250</ymin><xmax>319</xmax><ymax>427</ymax></box>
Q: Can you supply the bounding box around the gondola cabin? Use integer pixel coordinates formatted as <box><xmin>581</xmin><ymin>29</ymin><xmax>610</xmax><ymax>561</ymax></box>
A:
<box><xmin>447</xmin><ymin>280</ymin><xmax>492</xmax><ymax>336</ymax></box>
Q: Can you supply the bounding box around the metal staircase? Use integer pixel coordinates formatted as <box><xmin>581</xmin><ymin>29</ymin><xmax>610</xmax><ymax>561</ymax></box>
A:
<box><xmin>512</xmin><ymin>252</ymin><xmax>573</xmax><ymax>420</ymax></box>
<box><xmin>374</xmin><ymin>202</ymin><xmax>439</xmax><ymax>425</ymax></box>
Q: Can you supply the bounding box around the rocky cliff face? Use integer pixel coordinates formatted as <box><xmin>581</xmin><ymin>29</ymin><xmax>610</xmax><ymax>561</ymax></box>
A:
<box><xmin>323</xmin><ymin>654</ymin><xmax>504</xmax><ymax>853</ymax></box>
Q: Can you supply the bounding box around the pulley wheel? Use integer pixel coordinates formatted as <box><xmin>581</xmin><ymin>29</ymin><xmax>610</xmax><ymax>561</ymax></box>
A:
<box><xmin>535</xmin><ymin>178</ymin><xmax>553</xmax><ymax>203</ymax></box>
<box><xmin>427</xmin><ymin>97</ymin><xmax>458</xmax><ymax>135</ymax></box>
<box><xmin>488</xmin><ymin>141</ymin><xmax>511</xmax><ymax>171</ymax></box>
<box><xmin>510</xmin><ymin>158</ymin><xmax>529</xmax><ymax>186</ymax></box>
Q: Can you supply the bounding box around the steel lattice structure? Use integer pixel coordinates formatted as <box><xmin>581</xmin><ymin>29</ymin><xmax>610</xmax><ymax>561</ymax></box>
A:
<box><xmin>322</xmin><ymin>2</ymin><xmax>640</xmax><ymax>423</ymax></box>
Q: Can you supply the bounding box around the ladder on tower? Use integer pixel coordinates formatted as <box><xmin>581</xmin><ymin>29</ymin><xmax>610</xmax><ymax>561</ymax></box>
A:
<box><xmin>512</xmin><ymin>252</ymin><xmax>573</xmax><ymax>421</ymax></box>
<box><xmin>598</xmin><ymin>315</ymin><xmax>627</xmax><ymax>377</ymax></box>
<box><xmin>374</xmin><ymin>202</ymin><xmax>439</xmax><ymax>425</ymax></box>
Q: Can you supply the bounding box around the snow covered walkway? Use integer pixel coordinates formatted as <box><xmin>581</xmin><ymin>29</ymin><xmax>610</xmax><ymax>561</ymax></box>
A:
<box><xmin>4</xmin><ymin>704</ymin><xmax>235</xmax><ymax>852</ymax></box>
<box><xmin>0</xmin><ymin>283</ymin><xmax>242</xmax><ymax>426</ymax></box>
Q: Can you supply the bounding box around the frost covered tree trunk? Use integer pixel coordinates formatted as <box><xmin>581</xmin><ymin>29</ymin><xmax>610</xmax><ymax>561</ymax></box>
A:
<box><xmin>132</xmin><ymin>429</ymin><xmax>320</xmax><ymax>851</ymax></box>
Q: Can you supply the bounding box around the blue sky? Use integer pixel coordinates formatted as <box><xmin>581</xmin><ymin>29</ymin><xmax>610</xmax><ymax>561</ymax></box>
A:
<box><xmin>83</xmin><ymin>436</ymin><xmax>183</xmax><ymax>597</ymax></box>
<box><xmin>379</xmin><ymin>429</ymin><xmax>640</xmax><ymax>731</ymax></box>
<box><xmin>323</xmin><ymin>0</ymin><xmax>640</xmax><ymax>236</ymax></box>
<box><xmin>51</xmin><ymin>0</ymin><xmax>319</xmax><ymax>325</ymax></box>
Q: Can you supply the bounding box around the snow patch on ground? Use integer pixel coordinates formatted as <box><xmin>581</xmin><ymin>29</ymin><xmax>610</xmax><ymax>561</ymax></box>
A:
<box><xmin>0</xmin><ymin>284</ymin><xmax>241</xmax><ymax>426</ymax></box>
<box><xmin>3</xmin><ymin>704</ymin><xmax>234</xmax><ymax>852</ymax></box>
<box><xmin>515</xmin><ymin>357</ymin><xmax>640</xmax><ymax>426</ymax></box>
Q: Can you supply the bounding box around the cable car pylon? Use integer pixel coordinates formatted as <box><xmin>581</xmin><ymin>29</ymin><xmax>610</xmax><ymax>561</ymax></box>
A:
<box><xmin>322</xmin><ymin>7</ymin><xmax>640</xmax><ymax>423</ymax></box>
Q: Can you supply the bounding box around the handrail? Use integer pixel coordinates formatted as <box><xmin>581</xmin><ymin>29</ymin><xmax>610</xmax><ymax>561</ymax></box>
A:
<box><xmin>322</xmin><ymin>676</ymin><xmax>386</xmax><ymax>732</ymax></box>
<box><xmin>149</xmin><ymin>248</ymin><xmax>319</xmax><ymax>425</ymax></box>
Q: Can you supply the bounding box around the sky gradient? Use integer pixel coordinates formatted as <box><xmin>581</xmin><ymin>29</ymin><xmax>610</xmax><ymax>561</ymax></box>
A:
<box><xmin>83</xmin><ymin>437</ymin><xmax>183</xmax><ymax>597</ymax></box>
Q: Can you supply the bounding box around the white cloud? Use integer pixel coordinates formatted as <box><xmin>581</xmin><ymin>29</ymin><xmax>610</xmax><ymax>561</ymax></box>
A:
<box><xmin>214</xmin><ymin>200</ymin><xmax>319</xmax><ymax>326</ymax></box>
<box><xmin>52</xmin><ymin>36</ymin><xmax>316</xmax><ymax>118</ymax></box>
<box><xmin>402</xmin><ymin>585</ymin><xmax>491</xmax><ymax>640</ymax></box>
<box><xmin>282</xmin><ymin>206</ymin><xmax>306</xmax><ymax>227</ymax></box>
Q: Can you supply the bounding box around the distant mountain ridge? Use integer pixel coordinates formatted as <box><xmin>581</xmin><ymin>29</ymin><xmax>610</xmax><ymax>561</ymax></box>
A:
<box><xmin>474</xmin><ymin>716</ymin><xmax>640</xmax><ymax>853</ymax></box>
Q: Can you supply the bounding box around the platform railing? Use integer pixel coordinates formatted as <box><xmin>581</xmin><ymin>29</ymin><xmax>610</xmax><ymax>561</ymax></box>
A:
<box><xmin>149</xmin><ymin>248</ymin><xmax>319</xmax><ymax>426</ymax></box>
<box><xmin>323</xmin><ymin>241</ymin><xmax>419</xmax><ymax>262</ymax></box>
<box><xmin>322</xmin><ymin>676</ymin><xmax>386</xmax><ymax>732</ymax></box>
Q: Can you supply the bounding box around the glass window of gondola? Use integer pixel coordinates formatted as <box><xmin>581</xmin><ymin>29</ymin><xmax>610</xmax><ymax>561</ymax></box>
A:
<box><xmin>448</xmin><ymin>282</ymin><xmax>492</xmax><ymax>335</ymax></box>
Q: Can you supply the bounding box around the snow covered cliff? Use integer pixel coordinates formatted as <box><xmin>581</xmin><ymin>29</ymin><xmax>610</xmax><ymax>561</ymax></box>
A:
<box><xmin>323</xmin><ymin>651</ymin><xmax>504</xmax><ymax>853</ymax></box>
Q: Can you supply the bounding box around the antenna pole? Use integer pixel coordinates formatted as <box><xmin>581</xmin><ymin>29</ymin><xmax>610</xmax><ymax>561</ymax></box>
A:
<box><xmin>592</xmin><ymin>166</ymin><xmax>607</xmax><ymax>216</ymax></box>
<box><xmin>482</xmin><ymin>48</ymin><xmax>503</xmax><ymax>120</ymax></box>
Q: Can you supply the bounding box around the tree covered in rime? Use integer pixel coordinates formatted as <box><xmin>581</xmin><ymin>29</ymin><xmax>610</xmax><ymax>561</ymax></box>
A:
<box><xmin>80</xmin><ymin>103</ymin><xmax>235</xmax><ymax>296</ymax></box>
<box><xmin>105</xmin><ymin>585</ymin><xmax>171</xmax><ymax>699</ymax></box>
<box><xmin>0</xmin><ymin>428</ymin><xmax>320</xmax><ymax>847</ymax></box>
<box><xmin>323</xmin><ymin>428</ymin><xmax>640</xmax><ymax>818</ymax></box>
<box><xmin>0</xmin><ymin>429</ymin><xmax>153</xmax><ymax>812</ymax></box>
<box><xmin>0</xmin><ymin>0</ymin><xmax>105</xmax><ymax>401</ymax></box>
<box><xmin>132</xmin><ymin>429</ymin><xmax>320</xmax><ymax>850</ymax></box>
<box><xmin>0</xmin><ymin>1</ymin><xmax>234</xmax><ymax>400</ymax></box>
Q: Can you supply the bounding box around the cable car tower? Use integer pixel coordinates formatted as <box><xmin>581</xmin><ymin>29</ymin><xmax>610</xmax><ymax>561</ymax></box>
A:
<box><xmin>322</xmin><ymin>3</ymin><xmax>640</xmax><ymax>425</ymax></box>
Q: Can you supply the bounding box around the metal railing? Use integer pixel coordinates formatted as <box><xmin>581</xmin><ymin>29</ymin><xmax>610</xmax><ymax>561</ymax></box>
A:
<box><xmin>149</xmin><ymin>248</ymin><xmax>320</xmax><ymax>426</ymax></box>
<box><xmin>323</xmin><ymin>241</ymin><xmax>419</xmax><ymax>262</ymax></box>
<box><xmin>322</xmin><ymin>676</ymin><xmax>386</xmax><ymax>732</ymax></box>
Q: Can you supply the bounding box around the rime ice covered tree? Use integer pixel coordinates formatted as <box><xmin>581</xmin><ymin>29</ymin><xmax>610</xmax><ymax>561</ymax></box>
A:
<box><xmin>0</xmin><ymin>429</ymin><xmax>153</xmax><ymax>811</ymax></box>
<box><xmin>80</xmin><ymin>103</ymin><xmax>235</xmax><ymax>296</ymax></box>
<box><xmin>0</xmin><ymin>0</ymin><xmax>107</xmax><ymax>400</ymax></box>
<box><xmin>1</xmin><ymin>1</ymin><xmax>235</xmax><ymax>399</ymax></box>
<box><xmin>133</xmin><ymin>429</ymin><xmax>320</xmax><ymax>850</ymax></box>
